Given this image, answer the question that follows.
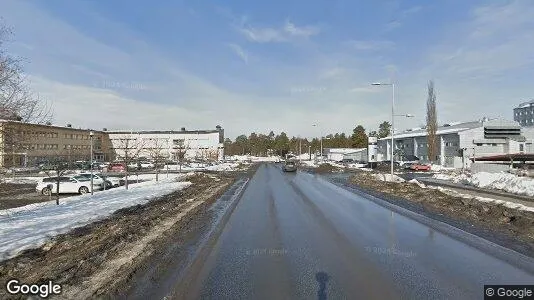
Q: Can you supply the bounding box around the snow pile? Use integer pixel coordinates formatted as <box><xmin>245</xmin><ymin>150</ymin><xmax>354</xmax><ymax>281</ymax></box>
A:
<box><xmin>0</xmin><ymin>177</ymin><xmax>192</xmax><ymax>261</ymax></box>
<box><xmin>435</xmin><ymin>187</ymin><xmax>534</xmax><ymax>213</ymax></box>
<box><xmin>347</xmin><ymin>163</ymin><xmax>367</xmax><ymax>169</ymax></box>
<box><xmin>206</xmin><ymin>162</ymin><xmax>243</xmax><ymax>171</ymax></box>
<box><xmin>373</xmin><ymin>173</ymin><xmax>405</xmax><ymax>183</ymax></box>
<box><xmin>434</xmin><ymin>172</ymin><xmax>534</xmax><ymax>197</ymax></box>
<box><xmin>408</xmin><ymin>179</ymin><xmax>426</xmax><ymax>188</ymax></box>
<box><xmin>2</xmin><ymin>176</ymin><xmax>45</xmax><ymax>184</ymax></box>
<box><xmin>300</xmin><ymin>160</ymin><xmax>319</xmax><ymax>168</ymax></box>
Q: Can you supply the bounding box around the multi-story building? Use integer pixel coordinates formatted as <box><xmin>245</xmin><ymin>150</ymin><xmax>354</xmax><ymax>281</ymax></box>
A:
<box><xmin>377</xmin><ymin>118</ymin><xmax>534</xmax><ymax>168</ymax></box>
<box><xmin>107</xmin><ymin>125</ymin><xmax>225</xmax><ymax>162</ymax></box>
<box><xmin>514</xmin><ymin>100</ymin><xmax>534</xmax><ymax>127</ymax></box>
<box><xmin>0</xmin><ymin>119</ymin><xmax>112</xmax><ymax>168</ymax></box>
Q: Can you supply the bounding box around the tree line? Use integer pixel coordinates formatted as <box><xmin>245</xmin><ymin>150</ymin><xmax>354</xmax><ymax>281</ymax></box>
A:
<box><xmin>224</xmin><ymin>121</ymin><xmax>392</xmax><ymax>157</ymax></box>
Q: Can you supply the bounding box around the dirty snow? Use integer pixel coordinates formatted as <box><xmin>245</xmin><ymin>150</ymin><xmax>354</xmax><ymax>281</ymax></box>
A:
<box><xmin>408</xmin><ymin>179</ymin><xmax>427</xmax><ymax>188</ymax></box>
<box><xmin>434</xmin><ymin>187</ymin><xmax>534</xmax><ymax>213</ymax></box>
<box><xmin>373</xmin><ymin>173</ymin><xmax>405</xmax><ymax>183</ymax></box>
<box><xmin>433</xmin><ymin>172</ymin><xmax>534</xmax><ymax>197</ymax></box>
<box><xmin>0</xmin><ymin>177</ymin><xmax>192</xmax><ymax>261</ymax></box>
<box><xmin>2</xmin><ymin>176</ymin><xmax>45</xmax><ymax>184</ymax></box>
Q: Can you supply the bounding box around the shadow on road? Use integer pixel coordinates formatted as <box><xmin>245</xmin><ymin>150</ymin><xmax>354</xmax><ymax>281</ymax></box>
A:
<box><xmin>316</xmin><ymin>271</ymin><xmax>329</xmax><ymax>300</ymax></box>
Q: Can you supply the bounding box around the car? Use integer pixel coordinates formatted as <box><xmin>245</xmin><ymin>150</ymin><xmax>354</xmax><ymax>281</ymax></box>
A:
<box><xmin>75</xmin><ymin>173</ymin><xmax>111</xmax><ymax>189</ymax></box>
<box><xmin>282</xmin><ymin>160</ymin><xmax>298</xmax><ymax>172</ymax></box>
<box><xmin>108</xmin><ymin>162</ymin><xmax>127</xmax><ymax>172</ymax></box>
<box><xmin>36</xmin><ymin>176</ymin><xmax>102</xmax><ymax>195</ymax></box>
<box><xmin>410</xmin><ymin>163</ymin><xmax>431</xmax><ymax>171</ymax></box>
<box><xmin>140</xmin><ymin>162</ymin><xmax>155</xmax><ymax>169</ymax></box>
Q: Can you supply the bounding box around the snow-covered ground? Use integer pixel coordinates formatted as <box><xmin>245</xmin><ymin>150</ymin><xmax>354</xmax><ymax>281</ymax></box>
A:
<box><xmin>0</xmin><ymin>176</ymin><xmax>192</xmax><ymax>261</ymax></box>
<box><xmin>373</xmin><ymin>173</ymin><xmax>406</xmax><ymax>183</ymax></box>
<box><xmin>432</xmin><ymin>172</ymin><xmax>534</xmax><ymax>197</ymax></box>
<box><xmin>2</xmin><ymin>176</ymin><xmax>45</xmax><ymax>184</ymax></box>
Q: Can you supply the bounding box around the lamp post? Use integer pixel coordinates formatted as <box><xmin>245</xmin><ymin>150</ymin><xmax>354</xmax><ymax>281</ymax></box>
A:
<box><xmin>89</xmin><ymin>131</ymin><xmax>94</xmax><ymax>195</ymax></box>
<box><xmin>371</xmin><ymin>82</ymin><xmax>395</xmax><ymax>178</ymax></box>
<box><xmin>312</xmin><ymin>124</ymin><xmax>322</xmax><ymax>161</ymax></box>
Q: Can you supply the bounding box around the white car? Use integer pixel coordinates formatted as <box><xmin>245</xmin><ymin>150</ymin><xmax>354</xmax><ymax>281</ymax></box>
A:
<box><xmin>36</xmin><ymin>176</ymin><xmax>102</xmax><ymax>195</ymax></box>
<box><xmin>140</xmin><ymin>162</ymin><xmax>155</xmax><ymax>169</ymax></box>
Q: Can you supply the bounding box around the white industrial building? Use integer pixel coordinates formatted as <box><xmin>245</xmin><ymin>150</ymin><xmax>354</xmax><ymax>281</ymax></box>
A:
<box><xmin>325</xmin><ymin>148</ymin><xmax>368</xmax><ymax>162</ymax></box>
<box><xmin>107</xmin><ymin>126</ymin><xmax>225</xmax><ymax>161</ymax></box>
<box><xmin>377</xmin><ymin>118</ymin><xmax>534</xmax><ymax>168</ymax></box>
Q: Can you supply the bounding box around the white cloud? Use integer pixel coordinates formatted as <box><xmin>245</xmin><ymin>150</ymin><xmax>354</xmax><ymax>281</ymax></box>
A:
<box><xmin>227</xmin><ymin>43</ymin><xmax>248</xmax><ymax>64</ymax></box>
<box><xmin>237</xmin><ymin>19</ymin><xmax>320</xmax><ymax>43</ymax></box>
<box><xmin>347</xmin><ymin>40</ymin><xmax>395</xmax><ymax>51</ymax></box>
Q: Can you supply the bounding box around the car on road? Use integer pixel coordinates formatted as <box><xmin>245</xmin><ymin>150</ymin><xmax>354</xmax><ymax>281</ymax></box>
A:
<box><xmin>36</xmin><ymin>176</ymin><xmax>102</xmax><ymax>195</ymax></box>
<box><xmin>282</xmin><ymin>160</ymin><xmax>298</xmax><ymax>172</ymax></box>
<box><xmin>410</xmin><ymin>163</ymin><xmax>431</xmax><ymax>171</ymax></box>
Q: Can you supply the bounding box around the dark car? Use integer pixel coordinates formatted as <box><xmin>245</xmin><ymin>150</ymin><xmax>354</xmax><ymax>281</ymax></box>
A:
<box><xmin>282</xmin><ymin>160</ymin><xmax>298</xmax><ymax>172</ymax></box>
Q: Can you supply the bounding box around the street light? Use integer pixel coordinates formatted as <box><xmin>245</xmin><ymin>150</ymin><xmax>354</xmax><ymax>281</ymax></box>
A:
<box><xmin>371</xmin><ymin>82</ymin><xmax>396</xmax><ymax>179</ymax></box>
<box><xmin>89</xmin><ymin>131</ymin><xmax>94</xmax><ymax>195</ymax></box>
<box><xmin>312</xmin><ymin>124</ymin><xmax>323</xmax><ymax>161</ymax></box>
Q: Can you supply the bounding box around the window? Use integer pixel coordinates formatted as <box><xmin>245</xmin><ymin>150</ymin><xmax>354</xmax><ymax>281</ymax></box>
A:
<box><xmin>476</xmin><ymin>143</ymin><xmax>482</xmax><ymax>146</ymax></box>
<box><xmin>491</xmin><ymin>143</ymin><xmax>497</xmax><ymax>146</ymax></box>
<box><xmin>520</xmin><ymin>144</ymin><xmax>524</xmax><ymax>152</ymax></box>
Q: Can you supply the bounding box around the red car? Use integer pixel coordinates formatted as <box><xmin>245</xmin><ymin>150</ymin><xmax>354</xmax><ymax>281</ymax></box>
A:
<box><xmin>108</xmin><ymin>162</ymin><xmax>126</xmax><ymax>173</ymax></box>
<box><xmin>410</xmin><ymin>164</ymin><xmax>431</xmax><ymax>171</ymax></box>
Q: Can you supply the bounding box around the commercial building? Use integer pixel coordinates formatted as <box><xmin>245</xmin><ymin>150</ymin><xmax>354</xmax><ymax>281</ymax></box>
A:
<box><xmin>377</xmin><ymin>118</ymin><xmax>534</xmax><ymax>168</ymax></box>
<box><xmin>0</xmin><ymin>119</ymin><xmax>112</xmax><ymax>168</ymax></box>
<box><xmin>514</xmin><ymin>100</ymin><xmax>534</xmax><ymax>127</ymax></box>
<box><xmin>0</xmin><ymin>119</ymin><xmax>225</xmax><ymax>168</ymax></box>
<box><xmin>107</xmin><ymin>126</ymin><xmax>225</xmax><ymax>162</ymax></box>
<box><xmin>325</xmin><ymin>148</ymin><xmax>368</xmax><ymax>162</ymax></box>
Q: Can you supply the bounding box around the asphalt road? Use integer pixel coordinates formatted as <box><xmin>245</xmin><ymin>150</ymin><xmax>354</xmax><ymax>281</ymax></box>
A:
<box><xmin>171</xmin><ymin>164</ymin><xmax>534</xmax><ymax>299</ymax></box>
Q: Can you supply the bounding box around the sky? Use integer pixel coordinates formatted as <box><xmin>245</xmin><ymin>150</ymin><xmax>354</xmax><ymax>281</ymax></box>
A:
<box><xmin>1</xmin><ymin>0</ymin><xmax>533</xmax><ymax>140</ymax></box>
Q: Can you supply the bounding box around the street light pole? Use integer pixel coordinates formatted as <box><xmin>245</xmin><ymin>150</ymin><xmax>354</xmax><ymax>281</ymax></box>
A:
<box><xmin>90</xmin><ymin>131</ymin><xmax>94</xmax><ymax>195</ymax></box>
<box><xmin>371</xmin><ymin>82</ymin><xmax>395</xmax><ymax>179</ymax></box>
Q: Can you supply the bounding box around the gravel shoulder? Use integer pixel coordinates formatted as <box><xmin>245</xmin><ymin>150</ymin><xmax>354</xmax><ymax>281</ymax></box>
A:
<box><xmin>345</xmin><ymin>171</ymin><xmax>534</xmax><ymax>258</ymax></box>
<box><xmin>0</xmin><ymin>172</ymin><xmax>244</xmax><ymax>299</ymax></box>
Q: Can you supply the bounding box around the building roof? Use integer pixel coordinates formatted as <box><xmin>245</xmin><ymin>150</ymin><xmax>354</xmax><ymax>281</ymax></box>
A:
<box><xmin>378</xmin><ymin>120</ymin><xmax>482</xmax><ymax>141</ymax></box>
<box><xmin>106</xmin><ymin>129</ymin><xmax>221</xmax><ymax>135</ymax></box>
<box><xmin>516</xmin><ymin>100</ymin><xmax>534</xmax><ymax>109</ymax></box>
<box><xmin>0</xmin><ymin>119</ymin><xmax>105</xmax><ymax>133</ymax></box>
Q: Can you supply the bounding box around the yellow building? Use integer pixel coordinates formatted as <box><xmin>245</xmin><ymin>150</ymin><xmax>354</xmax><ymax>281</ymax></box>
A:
<box><xmin>0</xmin><ymin>120</ymin><xmax>113</xmax><ymax>168</ymax></box>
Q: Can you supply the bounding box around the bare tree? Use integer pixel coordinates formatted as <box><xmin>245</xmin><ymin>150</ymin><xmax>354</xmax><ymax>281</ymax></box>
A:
<box><xmin>1</xmin><ymin>22</ymin><xmax>52</xmax><ymax>165</ymax></box>
<box><xmin>42</xmin><ymin>157</ymin><xmax>70</xmax><ymax>205</ymax></box>
<box><xmin>173</xmin><ymin>141</ymin><xmax>190</xmax><ymax>172</ymax></box>
<box><xmin>146</xmin><ymin>138</ymin><xmax>168</xmax><ymax>182</ymax></box>
<box><xmin>426</xmin><ymin>80</ymin><xmax>438</xmax><ymax>163</ymax></box>
<box><xmin>113</xmin><ymin>133</ymin><xmax>145</xmax><ymax>189</ymax></box>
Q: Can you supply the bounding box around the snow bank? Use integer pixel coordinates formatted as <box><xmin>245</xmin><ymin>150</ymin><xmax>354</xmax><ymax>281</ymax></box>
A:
<box><xmin>408</xmin><ymin>179</ymin><xmax>426</xmax><ymax>188</ymax></box>
<box><xmin>373</xmin><ymin>173</ymin><xmax>405</xmax><ymax>183</ymax></box>
<box><xmin>434</xmin><ymin>172</ymin><xmax>534</xmax><ymax>197</ymax></box>
<box><xmin>2</xmin><ymin>176</ymin><xmax>44</xmax><ymax>184</ymax></box>
<box><xmin>435</xmin><ymin>187</ymin><xmax>534</xmax><ymax>213</ymax></box>
<box><xmin>0</xmin><ymin>177</ymin><xmax>192</xmax><ymax>261</ymax></box>
<box><xmin>430</xmin><ymin>164</ymin><xmax>456</xmax><ymax>172</ymax></box>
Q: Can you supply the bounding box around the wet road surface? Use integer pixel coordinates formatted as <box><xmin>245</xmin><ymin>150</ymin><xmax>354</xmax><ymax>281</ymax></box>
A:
<box><xmin>171</xmin><ymin>164</ymin><xmax>534</xmax><ymax>299</ymax></box>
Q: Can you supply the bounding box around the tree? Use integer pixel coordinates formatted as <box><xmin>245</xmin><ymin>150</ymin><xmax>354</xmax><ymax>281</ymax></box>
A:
<box><xmin>351</xmin><ymin>125</ymin><xmax>368</xmax><ymax>148</ymax></box>
<box><xmin>42</xmin><ymin>158</ymin><xmax>70</xmax><ymax>205</ymax></box>
<box><xmin>113</xmin><ymin>133</ymin><xmax>145</xmax><ymax>189</ymax></box>
<box><xmin>426</xmin><ymin>80</ymin><xmax>438</xmax><ymax>163</ymax></box>
<box><xmin>369</xmin><ymin>131</ymin><xmax>378</xmax><ymax>137</ymax></box>
<box><xmin>146</xmin><ymin>138</ymin><xmax>168</xmax><ymax>182</ymax></box>
<box><xmin>235</xmin><ymin>135</ymin><xmax>248</xmax><ymax>155</ymax></box>
<box><xmin>173</xmin><ymin>141</ymin><xmax>190</xmax><ymax>172</ymax></box>
<box><xmin>1</xmin><ymin>22</ymin><xmax>51</xmax><ymax>166</ymax></box>
<box><xmin>378</xmin><ymin>121</ymin><xmax>391</xmax><ymax>139</ymax></box>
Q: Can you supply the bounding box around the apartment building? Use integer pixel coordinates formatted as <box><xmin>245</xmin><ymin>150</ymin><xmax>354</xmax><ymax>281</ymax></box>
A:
<box><xmin>0</xmin><ymin>119</ymin><xmax>112</xmax><ymax>168</ymax></box>
<box><xmin>513</xmin><ymin>100</ymin><xmax>534</xmax><ymax>127</ymax></box>
<box><xmin>107</xmin><ymin>125</ymin><xmax>225</xmax><ymax>161</ymax></box>
<box><xmin>377</xmin><ymin>118</ymin><xmax>534</xmax><ymax>168</ymax></box>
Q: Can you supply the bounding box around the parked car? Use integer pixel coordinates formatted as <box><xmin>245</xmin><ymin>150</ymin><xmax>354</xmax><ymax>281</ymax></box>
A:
<box><xmin>108</xmin><ymin>162</ymin><xmax>127</xmax><ymax>172</ymax></box>
<box><xmin>75</xmin><ymin>173</ymin><xmax>110</xmax><ymax>189</ymax></box>
<box><xmin>101</xmin><ymin>175</ymin><xmax>122</xmax><ymax>187</ymax></box>
<box><xmin>36</xmin><ymin>176</ymin><xmax>102</xmax><ymax>195</ymax></box>
<box><xmin>410</xmin><ymin>163</ymin><xmax>431</xmax><ymax>171</ymax></box>
<box><xmin>282</xmin><ymin>160</ymin><xmax>298</xmax><ymax>172</ymax></box>
<box><xmin>140</xmin><ymin>162</ymin><xmax>155</xmax><ymax>169</ymax></box>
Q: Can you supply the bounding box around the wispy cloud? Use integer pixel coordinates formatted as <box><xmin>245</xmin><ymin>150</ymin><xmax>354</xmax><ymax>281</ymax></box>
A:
<box><xmin>227</xmin><ymin>43</ymin><xmax>248</xmax><ymax>64</ymax></box>
<box><xmin>347</xmin><ymin>40</ymin><xmax>395</xmax><ymax>51</ymax></box>
<box><xmin>237</xmin><ymin>19</ymin><xmax>320</xmax><ymax>43</ymax></box>
<box><xmin>383</xmin><ymin>5</ymin><xmax>422</xmax><ymax>32</ymax></box>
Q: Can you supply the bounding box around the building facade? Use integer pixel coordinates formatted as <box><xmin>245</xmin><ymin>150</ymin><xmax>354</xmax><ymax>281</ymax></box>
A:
<box><xmin>107</xmin><ymin>126</ymin><xmax>225</xmax><ymax>162</ymax></box>
<box><xmin>0</xmin><ymin>120</ymin><xmax>112</xmax><ymax>168</ymax></box>
<box><xmin>514</xmin><ymin>100</ymin><xmax>534</xmax><ymax>127</ymax></box>
<box><xmin>377</xmin><ymin>118</ymin><xmax>534</xmax><ymax>168</ymax></box>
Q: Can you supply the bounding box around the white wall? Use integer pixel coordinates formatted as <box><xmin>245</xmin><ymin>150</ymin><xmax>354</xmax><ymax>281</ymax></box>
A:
<box><xmin>108</xmin><ymin>131</ymin><xmax>223</xmax><ymax>161</ymax></box>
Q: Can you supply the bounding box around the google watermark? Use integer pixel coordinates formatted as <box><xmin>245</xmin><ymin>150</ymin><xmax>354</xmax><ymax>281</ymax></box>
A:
<box><xmin>365</xmin><ymin>246</ymin><xmax>417</xmax><ymax>258</ymax></box>
<box><xmin>93</xmin><ymin>80</ymin><xmax>147</xmax><ymax>90</ymax></box>
<box><xmin>5</xmin><ymin>279</ymin><xmax>62</xmax><ymax>298</ymax></box>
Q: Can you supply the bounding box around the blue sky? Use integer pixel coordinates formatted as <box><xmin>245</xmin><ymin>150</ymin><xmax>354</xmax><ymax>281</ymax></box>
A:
<box><xmin>1</xmin><ymin>0</ymin><xmax>533</xmax><ymax>139</ymax></box>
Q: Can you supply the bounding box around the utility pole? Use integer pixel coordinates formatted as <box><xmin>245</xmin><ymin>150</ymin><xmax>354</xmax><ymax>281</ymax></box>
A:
<box><xmin>90</xmin><ymin>131</ymin><xmax>94</xmax><ymax>195</ymax></box>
